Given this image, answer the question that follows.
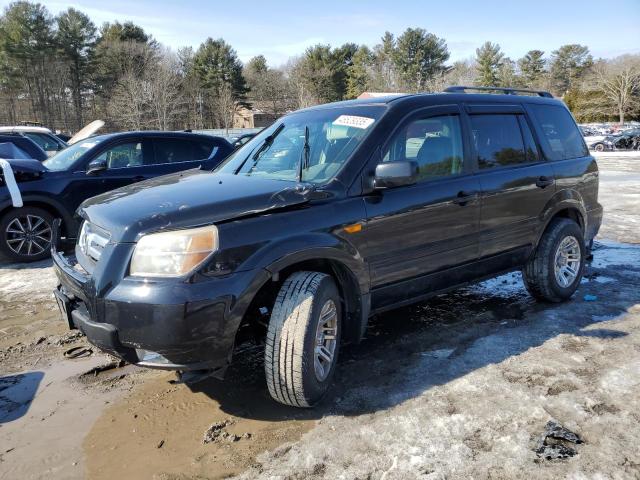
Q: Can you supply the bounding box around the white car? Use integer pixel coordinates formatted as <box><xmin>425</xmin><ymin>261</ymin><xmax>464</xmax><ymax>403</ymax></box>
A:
<box><xmin>0</xmin><ymin>126</ymin><xmax>67</xmax><ymax>157</ymax></box>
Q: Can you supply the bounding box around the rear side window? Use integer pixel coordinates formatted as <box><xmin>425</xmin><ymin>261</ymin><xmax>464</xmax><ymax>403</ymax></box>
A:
<box><xmin>191</xmin><ymin>140</ymin><xmax>216</xmax><ymax>159</ymax></box>
<box><xmin>153</xmin><ymin>139</ymin><xmax>194</xmax><ymax>164</ymax></box>
<box><xmin>470</xmin><ymin>114</ymin><xmax>527</xmax><ymax>169</ymax></box>
<box><xmin>153</xmin><ymin>138</ymin><xmax>216</xmax><ymax>164</ymax></box>
<box><xmin>528</xmin><ymin>104</ymin><xmax>588</xmax><ymax>160</ymax></box>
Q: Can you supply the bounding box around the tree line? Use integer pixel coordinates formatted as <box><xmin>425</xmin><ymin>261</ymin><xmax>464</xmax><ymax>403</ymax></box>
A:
<box><xmin>0</xmin><ymin>1</ymin><xmax>638</xmax><ymax>135</ymax></box>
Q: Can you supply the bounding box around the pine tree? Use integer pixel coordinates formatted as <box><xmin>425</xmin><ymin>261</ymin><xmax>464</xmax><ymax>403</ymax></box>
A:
<box><xmin>475</xmin><ymin>41</ymin><xmax>504</xmax><ymax>86</ymax></box>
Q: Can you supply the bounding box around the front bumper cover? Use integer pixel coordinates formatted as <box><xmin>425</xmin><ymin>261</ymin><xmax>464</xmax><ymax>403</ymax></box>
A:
<box><xmin>52</xmin><ymin>235</ymin><xmax>268</xmax><ymax>375</ymax></box>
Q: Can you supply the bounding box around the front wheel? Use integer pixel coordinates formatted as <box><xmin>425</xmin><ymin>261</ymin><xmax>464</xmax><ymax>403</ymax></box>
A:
<box><xmin>0</xmin><ymin>207</ymin><xmax>54</xmax><ymax>262</ymax></box>
<box><xmin>523</xmin><ymin>218</ymin><xmax>585</xmax><ymax>303</ymax></box>
<box><xmin>265</xmin><ymin>271</ymin><xmax>341</xmax><ymax>407</ymax></box>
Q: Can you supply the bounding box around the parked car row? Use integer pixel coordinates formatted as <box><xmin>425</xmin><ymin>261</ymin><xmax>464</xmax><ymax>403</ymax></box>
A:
<box><xmin>0</xmin><ymin>131</ymin><xmax>233</xmax><ymax>261</ymax></box>
<box><xmin>45</xmin><ymin>86</ymin><xmax>600</xmax><ymax>407</ymax></box>
<box><xmin>580</xmin><ymin>123</ymin><xmax>640</xmax><ymax>151</ymax></box>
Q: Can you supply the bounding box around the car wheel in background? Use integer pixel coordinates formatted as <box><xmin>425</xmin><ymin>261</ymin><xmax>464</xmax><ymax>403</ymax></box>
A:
<box><xmin>0</xmin><ymin>207</ymin><xmax>54</xmax><ymax>262</ymax></box>
<box><xmin>265</xmin><ymin>271</ymin><xmax>342</xmax><ymax>408</ymax></box>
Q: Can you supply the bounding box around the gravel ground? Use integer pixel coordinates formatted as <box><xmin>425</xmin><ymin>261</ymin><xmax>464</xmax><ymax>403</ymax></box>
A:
<box><xmin>0</xmin><ymin>153</ymin><xmax>638</xmax><ymax>480</ymax></box>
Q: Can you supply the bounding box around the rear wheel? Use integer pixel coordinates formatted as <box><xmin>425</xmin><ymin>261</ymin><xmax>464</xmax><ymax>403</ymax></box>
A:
<box><xmin>594</xmin><ymin>143</ymin><xmax>605</xmax><ymax>152</ymax></box>
<box><xmin>265</xmin><ymin>271</ymin><xmax>341</xmax><ymax>407</ymax></box>
<box><xmin>0</xmin><ymin>207</ymin><xmax>54</xmax><ymax>262</ymax></box>
<box><xmin>523</xmin><ymin>218</ymin><xmax>585</xmax><ymax>302</ymax></box>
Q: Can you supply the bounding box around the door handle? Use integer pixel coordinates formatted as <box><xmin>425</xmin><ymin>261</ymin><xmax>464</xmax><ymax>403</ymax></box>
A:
<box><xmin>452</xmin><ymin>190</ymin><xmax>478</xmax><ymax>206</ymax></box>
<box><xmin>536</xmin><ymin>176</ymin><xmax>555</xmax><ymax>188</ymax></box>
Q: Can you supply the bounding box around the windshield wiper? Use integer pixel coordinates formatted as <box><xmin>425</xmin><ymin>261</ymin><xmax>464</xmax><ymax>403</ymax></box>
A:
<box><xmin>251</xmin><ymin>123</ymin><xmax>284</xmax><ymax>161</ymax></box>
<box><xmin>297</xmin><ymin>126</ymin><xmax>310</xmax><ymax>182</ymax></box>
<box><xmin>235</xmin><ymin>123</ymin><xmax>285</xmax><ymax>174</ymax></box>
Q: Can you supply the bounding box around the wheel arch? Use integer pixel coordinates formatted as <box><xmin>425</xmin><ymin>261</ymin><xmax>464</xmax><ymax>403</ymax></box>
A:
<box><xmin>0</xmin><ymin>196</ymin><xmax>74</xmax><ymax>235</ymax></box>
<box><xmin>233</xmin><ymin>247</ymin><xmax>371</xmax><ymax>350</ymax></box>
<box><xmin>536</xmin><ymin>196</ymin><xmax>587</xmax><ymax>250</ymax></box>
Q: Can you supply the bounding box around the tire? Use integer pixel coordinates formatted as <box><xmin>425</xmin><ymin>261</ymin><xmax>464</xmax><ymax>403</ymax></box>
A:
<box><xmin>0</xmin><ymin>207</ymin><xmax>54</xmax><ymax>262</ymax></box>
<box><xmin>594</xmin><ymin>143</ymin><xmax>604</xmax><ymax>152</ymax></box>
<box><xmin>265</xmin><ymin>271</ymin><xmax>341</xmax><ymax>408</ymax></box>
<box><xmin>523</xmin><ymin>218</ymin><xmax>585</xmax><ymax>303</ymax></box>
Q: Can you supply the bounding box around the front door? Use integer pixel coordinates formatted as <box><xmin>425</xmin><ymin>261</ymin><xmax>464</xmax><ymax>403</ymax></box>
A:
<box><xmin>362</xmin><ymin>106</ymin><xmax>481</xmax><ymax>309</ymax></box>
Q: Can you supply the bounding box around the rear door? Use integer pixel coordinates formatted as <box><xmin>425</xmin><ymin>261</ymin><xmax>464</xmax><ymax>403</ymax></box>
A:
<box><xmin>467</xmin><ymin>105</ymin><xmax>555</xmax><ymax>259</ymax></box>
<box><xmin>362</xmin><ymin>105</ymin><xmax>481</xmax><ymax>308</ymax></box>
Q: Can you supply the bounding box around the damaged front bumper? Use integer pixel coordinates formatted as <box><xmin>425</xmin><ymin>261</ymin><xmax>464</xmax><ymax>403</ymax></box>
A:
<box><xmin>51</xmin><ymin>227</ymin><xmax>267</xmax><ymax>377</ymax></box>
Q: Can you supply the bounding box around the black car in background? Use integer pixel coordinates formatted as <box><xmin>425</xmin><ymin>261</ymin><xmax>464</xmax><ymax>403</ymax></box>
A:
<box><xmin>0</xmin><ymin>134</ymin><xmax>48</xmax><ymax>161</ymax></box>
<box><xmin>0</xmin><ymin>131</ymin><xmax>233</xmax><ymax>261</ymax></box>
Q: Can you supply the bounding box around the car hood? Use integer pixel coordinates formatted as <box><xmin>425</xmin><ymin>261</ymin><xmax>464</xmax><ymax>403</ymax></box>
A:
<box><xmin>0</xmin><ymin>158</ymin><xmax>48</xmax><ymax>182</ymax></box>
<box><xmin>79</xmin><ymin>170</ymin><xmax>316</xmax><ymax>242</ymax></box>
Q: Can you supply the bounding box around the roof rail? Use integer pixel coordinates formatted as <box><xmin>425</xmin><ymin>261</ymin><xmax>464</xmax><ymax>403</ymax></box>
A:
<box><xmin>444</xmin><ymin>85</ymin><xmax>553</xmax><ymax>98</ymax></box>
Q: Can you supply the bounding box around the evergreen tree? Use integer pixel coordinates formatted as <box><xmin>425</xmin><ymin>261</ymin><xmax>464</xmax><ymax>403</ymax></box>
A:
<box><xmin>518</xmin><ymin>50</ymin><xmax>546</xmax><ymax>88</ymax></box>
<box><xmin>393</xmin><ymin>28</ymin><xmax>449</xmax><ymax>91</ymax></box>
<box><xmin>475</xmin><ymin>41</ymin><xmax>504</xmax><ymax>86</ymax></box>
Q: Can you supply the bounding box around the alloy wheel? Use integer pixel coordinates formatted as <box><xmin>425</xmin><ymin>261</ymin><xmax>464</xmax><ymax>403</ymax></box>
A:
<box><xmin>5</xmin><ymin>214</ymin><xmax>52</xmax><ymax>257</ymax></box>
<box><xmin>554</xmin><ymin>236</ymin><xmax>581</xmax><ymax>288</ymax></box>
<box><xmin>314</xmin><ymin>299</ymin><xmax>339</xmax><ymax>382</ymax></box>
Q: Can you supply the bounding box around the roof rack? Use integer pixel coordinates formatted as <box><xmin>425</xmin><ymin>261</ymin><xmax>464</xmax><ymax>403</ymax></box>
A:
<box><xmin>444</xmin><ymin>85</ymin><xmax>553</xmax><ymax>98</ymax></box>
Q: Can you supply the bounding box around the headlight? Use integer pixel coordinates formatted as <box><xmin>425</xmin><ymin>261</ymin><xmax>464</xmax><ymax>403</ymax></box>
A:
<box><xmin>130</xmin><ymin>225</ymin><xmax>218</xmax><ymax>277</ymax></box>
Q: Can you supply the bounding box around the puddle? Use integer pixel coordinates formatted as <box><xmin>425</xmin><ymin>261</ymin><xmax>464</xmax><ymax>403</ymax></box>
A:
<box><xmin>0</xmin><ymin>354</ymin><xmax>128</xmax><ymax>480</ymax></box>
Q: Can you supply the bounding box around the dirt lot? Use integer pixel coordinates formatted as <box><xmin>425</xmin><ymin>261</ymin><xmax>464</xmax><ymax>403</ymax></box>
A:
<box><xmin>1</xmin><ymin>153</ymin><xmax>639</xmax><ymax>480</ymax></box>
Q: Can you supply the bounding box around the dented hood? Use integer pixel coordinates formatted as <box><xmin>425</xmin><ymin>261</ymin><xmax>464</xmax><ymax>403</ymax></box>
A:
<box><xmin>79</xmin><ymin>169</ymin><xmax>314</xmax><ymax>242</ymax></box>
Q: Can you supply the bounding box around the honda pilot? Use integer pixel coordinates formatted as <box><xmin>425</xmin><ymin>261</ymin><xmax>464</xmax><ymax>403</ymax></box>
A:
<box><xmin>52</xmin><ymin>86</ymin><xmax>603</xmax><ymax>407</ymax></box>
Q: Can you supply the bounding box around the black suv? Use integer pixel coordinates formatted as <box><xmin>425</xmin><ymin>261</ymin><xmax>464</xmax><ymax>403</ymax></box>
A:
<box><xmin>53</xmin><ymin>87</ymin><xmax>602</xmax><ymax>407</ymax></box>
<box><xmin>0</xmin><ymin>131</ymin><xmax>232</xmax><ymax>261</ymax></box>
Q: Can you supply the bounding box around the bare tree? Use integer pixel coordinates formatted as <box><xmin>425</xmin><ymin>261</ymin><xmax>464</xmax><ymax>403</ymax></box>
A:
<box><xmin>107</xmin><ymin>70</ymin><xmax>150</xmax><ymax>130</ymax></box>
<box><xmin>595</xmin><ymin>56</ymin><xmax>640</xmax><ymax>124</ymax></box>
<box><xmin>148</xmin><ymin>51</ymin><xmax>185</xmax><ymax>130</ymax></box>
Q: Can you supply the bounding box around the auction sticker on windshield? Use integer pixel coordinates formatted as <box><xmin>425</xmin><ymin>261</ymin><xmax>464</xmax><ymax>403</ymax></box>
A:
<box><xmin>333</xmin><ymin>115</ymin><xmax>375</xmax><ymax>129</ymax></box>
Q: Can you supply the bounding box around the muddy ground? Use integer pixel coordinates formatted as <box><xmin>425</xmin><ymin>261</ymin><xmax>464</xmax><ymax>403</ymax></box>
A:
<box><xmin>0</xmin><ymin>153</ymin><xmax>639</xmax><ymax>480</ymax></box>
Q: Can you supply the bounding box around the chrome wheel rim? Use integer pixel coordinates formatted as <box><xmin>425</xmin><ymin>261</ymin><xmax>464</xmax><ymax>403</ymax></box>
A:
<box><xmin>5</xmin><ymin>215</ymin><xmax>52</xmax><ymax>256</ymax></box>
<box><xmin>314</xmin><ymin>299</ymin><xmax>338</xmax><ymax>382</ymax></box>
<box><xmin>554</xmin><ymin>236</ymin><xmax>581</xmax><ymax>288</ymax></box>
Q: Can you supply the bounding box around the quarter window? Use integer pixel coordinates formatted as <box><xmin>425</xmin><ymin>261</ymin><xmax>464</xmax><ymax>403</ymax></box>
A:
<box><xmin>470</xmin><ymin>114</ymin><xmax>528</xmax><ymax>169</ymax></box>
<box><xmin>383</xmin><ymin>115</ymin><xmax>464</xmax><ymax>181</ymax></box>
<box><xmin>528</xmin><ymin>104</ymin><xmax>588</xmax><ymax>160</ymax></box>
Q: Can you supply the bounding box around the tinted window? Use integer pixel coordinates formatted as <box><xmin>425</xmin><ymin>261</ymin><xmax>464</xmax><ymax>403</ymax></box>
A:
<box><xmin>518</xmin><ymin>116</ymin><xmax>540</xmax><ymax>162</ymax></box>
<box><xmin>153</xmin><ymin>139</ymin><xmax>194</xmax><ymax>164</ymax></box>
<box><xmin>24</xmin><ymin>133</ymin><xmax>61</xmax><ymax>151</ymax></box>
<box><xmin>383</xmin><ymin>115</ymin><xmax>464</xmax><ymax>181</ymax></box>
<box><xmin>191</xmin><ymin>140</ymin><xmax>215</xmax><ymax>160</ymax></box>
<box><xmin>470</xmin><ymin>114</ymin><xmax>527</xmax><ymax>169</ymax></box>
<box><xmin>95</xmin><ymin>142</ymin><xmax>143</xmax><ymax>169</ymax></box>
<box><xmin>529</xmin><ymin>104</ymin><xmax>588</xmax><ymax>160</ymax></box>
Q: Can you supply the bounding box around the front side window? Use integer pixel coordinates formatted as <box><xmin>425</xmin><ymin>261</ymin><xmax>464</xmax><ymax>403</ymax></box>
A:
<box><xmin>217</xmin><ymin>106</ymin><xmax>384</xmax><ymax>184</ymax></box>
<box><xmin>383</xmin><ymin>115</ymin><xmax>464</xmax><ymax>181</ymax></box>
<box><xmin>95</xmin><ymin>142</ymin><xmax>143</xmax><ymax>169</ymax></box>
<box><xmin>470</xmin><ymin>114</ymin><xmax>527</xmax><ymax>169</ymax></box>
<box><xmin>529</xmin><ymin>104</ymin><xmax>588</xmax><ymax>160</ymax></box>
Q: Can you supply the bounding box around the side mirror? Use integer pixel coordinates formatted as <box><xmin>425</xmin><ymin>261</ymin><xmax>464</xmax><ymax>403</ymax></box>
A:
<box><xmin>374</xmin><ymin>161</ymin><xmax>418</xmax><ymax>189</ymax></box>
<box><xmin>86</xmin><ymin>158</ymin><xmax>107</xmax><ymax>175</ymax></box>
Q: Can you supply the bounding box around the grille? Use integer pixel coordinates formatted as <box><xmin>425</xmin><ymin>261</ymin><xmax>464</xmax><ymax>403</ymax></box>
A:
<box><xmin>77</xmin><ymin>221</ymin><xmax>110</xmax><ymax>264</ymax></box>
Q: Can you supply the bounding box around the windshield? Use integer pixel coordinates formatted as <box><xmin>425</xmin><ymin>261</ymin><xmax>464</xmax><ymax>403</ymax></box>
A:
<box><xmin>43</xmin><ymin>138</ymin><xmax>103</xmax><ymax>171</ymax></box>
<box><xmin>217</xmin><ymin>106</ymin><xmax>384</xmax><ymax>183</ymax></box>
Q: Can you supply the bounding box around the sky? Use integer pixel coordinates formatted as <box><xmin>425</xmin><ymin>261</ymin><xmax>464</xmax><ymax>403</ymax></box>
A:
<box><xmin>3</xmin><ymin>0</ymin><xmax>639</xmax><ymax>66</ymax></box>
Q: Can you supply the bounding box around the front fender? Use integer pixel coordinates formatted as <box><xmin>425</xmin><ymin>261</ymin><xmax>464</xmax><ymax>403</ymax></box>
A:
<box><xmin>241</xmin><ymin>232</ymin><xmax>370</xmax><ymax>294</ymax></box>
